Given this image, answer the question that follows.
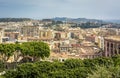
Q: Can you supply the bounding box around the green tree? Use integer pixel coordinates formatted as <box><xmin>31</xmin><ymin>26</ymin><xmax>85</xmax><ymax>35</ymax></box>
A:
<box><xmin>64</xmin><ymin>59</ymin><xmax>84</xmax><ymax>69</ymax></box>
<box><xmin>112</xmin><ymin>55</ymin><xmax>120</xmax><ymax>66</ymax></box>
<box><xmin>93</xmin><ymin>57</ymin><xmax>114</xmax><ymax>67</ymax></box>
<box><xmin>20</xmin><ymin>42</ymin><xmax>50</xmax><ymax>62</ymax></box>
<box><xmin>0</xmin><ymin>44</ymin><xmax>16</xmax><ymax>62</ymax></box>
<box><xmin>87</xmin><ymin>66</ymin><xmax>112</xmax><ymax>78</ymax></box>
<box><xmin>109</xmin><ymin>66</ymin><xmax>120</xmax><ymax>78</ymax></box>
<box><xmin>4</xmin><ymin>55</ymin><xmax>120</xmax><ymax>78</ymax></box>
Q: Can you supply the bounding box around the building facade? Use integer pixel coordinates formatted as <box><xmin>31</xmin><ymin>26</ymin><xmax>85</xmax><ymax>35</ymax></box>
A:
<box><xmin>104</xmin><ymin>36</ymin><xmax>120</xmax><ymax>57</ymax></box>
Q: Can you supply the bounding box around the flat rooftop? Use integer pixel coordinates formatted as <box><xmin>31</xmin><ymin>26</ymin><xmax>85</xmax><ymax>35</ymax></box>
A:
<box><xmin>105</xmin><ymin>36</ymin><xmax>120</xmax><ymax>42</ymax></box>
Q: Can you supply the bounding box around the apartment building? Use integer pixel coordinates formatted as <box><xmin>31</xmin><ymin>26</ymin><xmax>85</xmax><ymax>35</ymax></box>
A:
<box><xmin>104</xmin><ymin>36</ymin><xmax>120</xmax><ymax>57</ymax></box>
<box><xmin>0</xmin><ymin>28</ymin><xmax>4</xmax><ymax>43</ymax></box>
<box><xmin>19</xmin><ymin>26</ymin><xmax>39</xmax><ymax>40</ymax></box>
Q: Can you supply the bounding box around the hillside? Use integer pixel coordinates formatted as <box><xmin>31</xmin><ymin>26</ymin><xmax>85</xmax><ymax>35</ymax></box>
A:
<box><xmin>0</xmin><ymin>18</ymin><xmax>32</xmax><ymax>22</ymax></box>
<box><xmin>52</xmin><ymin>17</ymin><xmax>103</xmax><ymax>23</ymax></box>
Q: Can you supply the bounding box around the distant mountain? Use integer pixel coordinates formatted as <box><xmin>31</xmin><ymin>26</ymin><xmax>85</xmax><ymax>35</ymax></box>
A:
<box><xmin>52</xmin><ymin>17</ymin><xmax>103</xmax><ymax>23</ymax></box>
<box><xmin>103</xmin><ymin>20</ymin><xmax>120</xmax><ymax>24</ymax></box>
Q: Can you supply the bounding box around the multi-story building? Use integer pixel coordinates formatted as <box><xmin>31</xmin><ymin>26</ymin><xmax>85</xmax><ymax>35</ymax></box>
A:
<box><xmin>0</xmin><ymin>28</ymin><xmax>4</xmax><ymax>43</ymax></box>
<box><xmin>19</xmin><ymin>26</ymin><xmax>39</xmax><ymax>40</ymax></box>
<box><xmin>95</xmin><ymin>36</ymin><xmax>104</xmax><ymax>50</ymax></box>
<box><xmin>4</xmin><ymin>28</ymin><xmax>19</xmax><ymax>42</ymax></box>
<box><xmin>39</xmin><ymin>29</ymin><xmax>53</xmax><ymax>40</ymax></box>
<box><xmin>104</xmin><ymin>36</ymin><xmax>120</xmax><ymax>57</ymax></box>
<box><xmin>54</xmin><ymin>31</ymin><xmax>71</xmax><ymax>40</ymax></box>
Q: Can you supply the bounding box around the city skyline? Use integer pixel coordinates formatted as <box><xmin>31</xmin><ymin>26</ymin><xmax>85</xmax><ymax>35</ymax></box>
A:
<box><xmin>0</xmin><ymin>0</ymin><xmax>120</xmax><ymax>20</ymax></box>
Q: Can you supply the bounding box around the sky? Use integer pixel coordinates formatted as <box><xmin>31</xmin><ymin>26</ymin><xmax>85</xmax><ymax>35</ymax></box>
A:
<box><xmin>0</xmin><ymin>0</ymin><xmax>120</xmax><ymax>20</ymax></box>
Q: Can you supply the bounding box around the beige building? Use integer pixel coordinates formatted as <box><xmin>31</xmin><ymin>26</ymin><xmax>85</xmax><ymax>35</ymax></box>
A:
<box><xmin>95</xmin><ymin>36</ymin><xmax>104</xmax><ymax>49</ymax></box>
<box><xmin>0</xmin><ymin>28</ymin><xmax>4</xmax><ymax>43</ymax></box>
<box><xmin>54</xmin><ymin>31</ymin><xmax>71</xmax><ymax>40</ymax></box>
<box><xmin>20</xmin><ymin>26</ymin><xmax>39</xmax><ymax>40</ymax></box>
<box><xmin>39</xmin><ymin>29</ymin><xmax>53</xmax><ymax>40</ymax></box>
<box><xmin>104</xmin><ymin>36</ymin><xmax>120</xmax><ymax>57</ymax></box>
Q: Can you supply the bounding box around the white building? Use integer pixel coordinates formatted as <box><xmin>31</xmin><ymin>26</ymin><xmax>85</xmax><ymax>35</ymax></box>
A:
<box><xmin>0</xmin><ymin>28</ymin><xmax>4</xmax><ymax>43</ymax></box>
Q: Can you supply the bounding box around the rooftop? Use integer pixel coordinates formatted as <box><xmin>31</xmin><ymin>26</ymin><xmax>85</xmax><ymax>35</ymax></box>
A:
<box><xmin>105</xmin><ymin>36</ymin><xmax>120</xmax><ymax>42</ymax></box>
